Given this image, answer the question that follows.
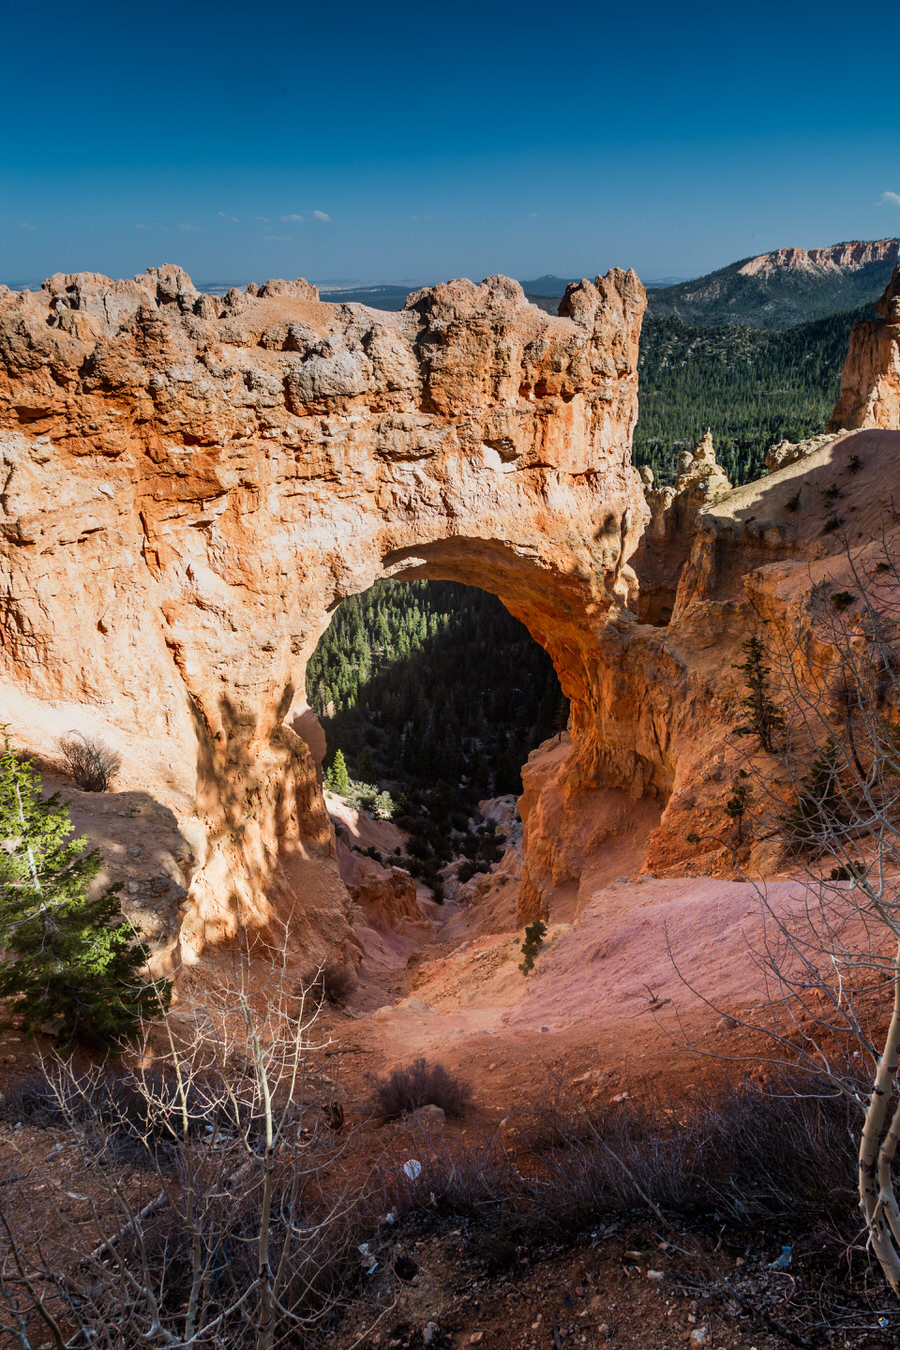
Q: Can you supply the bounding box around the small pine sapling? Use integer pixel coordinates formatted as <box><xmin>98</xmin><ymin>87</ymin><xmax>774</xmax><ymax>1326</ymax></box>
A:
<box><xmin>519</xmin><ymin>919</ymin><xmax>547</xmax><ymax>975</ymax></box>
<box><xmin>784</xmin><ymin>738</ymin><xmax>846</xmax><ymax>855</ymax></box>
<box><xmin>733</xmin><ymin>635</ymin><xmax>785</xmax><ymax>753</ymax></box>
<box><xmin>327</xmin><ymin>749</ymin><xmax>350</xmax><ymax>796</ymax></box>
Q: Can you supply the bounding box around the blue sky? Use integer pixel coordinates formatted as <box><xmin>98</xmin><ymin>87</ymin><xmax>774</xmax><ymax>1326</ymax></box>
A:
<box><xmin>3</xmin><ymin>0</ymin><xmax>899</xmax><ymax>286</ymax></box>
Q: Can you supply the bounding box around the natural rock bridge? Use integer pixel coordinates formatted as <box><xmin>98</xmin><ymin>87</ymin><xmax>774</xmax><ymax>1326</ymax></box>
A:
<box><xmin>0</xmin><ymin>262</ymin><xmax>810</xmax><ymax>969</ymax></box>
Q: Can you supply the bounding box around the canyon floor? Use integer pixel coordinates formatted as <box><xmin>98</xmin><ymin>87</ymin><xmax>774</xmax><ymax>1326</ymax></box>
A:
<box><xmin>1</xmin><ymin>765</ymin><xmax>888</xmax><ymax>1350</ymax></box>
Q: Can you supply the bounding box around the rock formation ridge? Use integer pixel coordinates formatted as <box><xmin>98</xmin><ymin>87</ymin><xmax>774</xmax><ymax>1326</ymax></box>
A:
<box><xmin>3</xmin><ymin>256</ymin><xmax>900</xmax><ymax>964</ymax></box>
<box><xmin>0</xmin><ymin>265</ymin><xmax>646</xmax><ymax>968</ymax></box>
<box><xmin>830</xmin><ymin>264</ymin><xmax>900</xmax><ymax>431</ymax></box>
<box><xmin>738</xmin><ymin>238</ymin><xmax>900</xmax><ymax>278</ymax></box>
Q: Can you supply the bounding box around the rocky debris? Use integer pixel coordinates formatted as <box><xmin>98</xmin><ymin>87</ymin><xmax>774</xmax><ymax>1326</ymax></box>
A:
<box><xmin>632</xmin><ymin>429</ymin><xmax>731</xmax><ymax>626</ymax></box>
<box><xmin>409</xmin><ymin>1104</ymin><xmax>446</xmax><ymax>1128</ymax></box>
<box><xmin>831</xmin><ymin>263</ymin><xmax>900</xmax><ymax>430</ymax></box>
<box><xmin>476</xmin><ymin>795</ymin><xmax>519</xmax><ymax>835</ymax></box>
<box><xmin>763</xmin><ymin>430</ymin><xmax>838</xmax><ymax>472</ymax></box>
<box><xmin>338</xmin><ymin>842</ymin><xmax>422</xmax><ymax>931</ymax></box>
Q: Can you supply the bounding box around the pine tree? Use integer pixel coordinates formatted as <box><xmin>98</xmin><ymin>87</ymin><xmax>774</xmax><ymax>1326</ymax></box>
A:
<box><xmin>356</xmin><ymin>746</ymin><xmax>376</xmax><ymax>783</ymax></box>
<box><xmin>519</xmin><ymin>920</ymin><xmax>547</xmax><ymax>976</ymax></box>
<box><xmin>785</xmin><ymin>738</ymin><xmax>847</xmax><ymax>854</ymax></box>
<box><xmin>0</xmin><ymin>735</ymin><xmax>170</xmax><ymax>1047</ymax></box>
<box><xmin>733</xmin><ymin>635</ymin><xmax>785</xmax><ymax>752</ymax></box>
<box><xmin>329</xmin><ymin>749</ymin><xmax>350</xmax><ymax>796</ymax></box>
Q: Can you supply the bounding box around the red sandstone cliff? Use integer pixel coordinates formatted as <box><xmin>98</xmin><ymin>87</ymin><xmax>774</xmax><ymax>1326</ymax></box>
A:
<box><xmin>0</xmin><ymin>265</ymin><xmax>647</xmax><ymax>968</ymax></box>
<box><xmin>739</xmin><ymin>238</ymin><xmax>900</xmax><ymax>279</ymax></box>
<box><xmin>4</xmin><ymin>261</ymin><xmax>900</xmax><ymax>959</ymax></box>
<box><xmin>830</xmin><ymin>265</ymin><xmax>900</xmax><ymax>431</ymax></box>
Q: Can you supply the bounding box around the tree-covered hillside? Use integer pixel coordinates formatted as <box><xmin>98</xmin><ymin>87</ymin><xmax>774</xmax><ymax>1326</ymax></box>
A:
<box><xmin>633</xmin><ymin>307</ymin><xmax>863</xmax><ymax>486</ymax></box>
<box><xmin>644</xmin><ymin>245</ymin><xmax>898</xmax><ymax>328</ymax></box>
<box><xmin>306</xmin><ymin>581</ymin><xmax>564</xmax><ymax>883</ymax></box>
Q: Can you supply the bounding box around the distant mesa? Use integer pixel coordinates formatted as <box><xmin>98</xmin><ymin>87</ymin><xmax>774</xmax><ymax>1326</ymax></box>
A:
<box><xmin>316</xmin><ymin>282</ymin><xmax>422</xmax><ymax>311</ymax></box>
<box><xmin>312</xmin><ymin>239</ymin><xmax>900</xmax><ymax>326</ymax></box>
<box><xmin>645</xmin><ymin>237</ymin><xmax>900</xmax><ymax>329</ymax></box>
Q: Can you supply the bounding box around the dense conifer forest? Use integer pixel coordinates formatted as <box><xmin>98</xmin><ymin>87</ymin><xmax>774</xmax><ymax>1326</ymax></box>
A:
<box><xmin>306</xmin><ymin>581</ymin><xmax>564</xmax><ymax>885</ymax></box>
<box><xmin>633</xmin><ymin>307</ymin><xmax>863</xmax><ymax>485</ymax></box>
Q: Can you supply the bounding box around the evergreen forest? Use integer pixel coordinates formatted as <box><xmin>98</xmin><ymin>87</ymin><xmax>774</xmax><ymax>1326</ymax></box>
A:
<box><xmin>306</xmin><ymin>581</ymin><xmax>564</xmax><ymax>887</ymax></box>
<box><xmin>633</xmin><ymin>307</ymin><xmax>863</xmax><ymax>486</ymax></box>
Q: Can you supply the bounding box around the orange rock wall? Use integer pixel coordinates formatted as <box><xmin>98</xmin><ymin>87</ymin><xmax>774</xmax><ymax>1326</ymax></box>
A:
<box><xmin>0</xmin><ymin>265</ymin><xmax>648</xmax><ymax>964</ymax></box>
<box><xmin>831</xmin><ymin>265</ymin><xmax>900</xmax><ymax>431</ymax></box>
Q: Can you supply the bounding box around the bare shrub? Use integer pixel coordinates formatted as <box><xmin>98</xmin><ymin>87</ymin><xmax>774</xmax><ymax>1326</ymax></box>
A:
<box><xmin>379</xmin><ymin>1074</ymin><xmax>856</xmax><ymax>1243</ymax></box>
<box><xmin>0</xmin><ymin>929</ymin><xmax>370</xmax><ymax>1349</ymax></box>
<box><xmin>369</xmin><ymin>1056</ymin><xmax>472</xmax><ymax>1119</ymax></box>
<box><xmin>58</xmin><ymin>730</ymin><xmax>121</xmax><ymax>792</ymax></box>
<box><xmin>2</xmin><ymin>1063</ymin><xmax>223</xmax><ymax>1168</ymax></box>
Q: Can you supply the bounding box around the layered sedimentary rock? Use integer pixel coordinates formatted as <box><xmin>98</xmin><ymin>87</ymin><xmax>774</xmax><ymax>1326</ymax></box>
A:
<box><xmin>518</xmin><ymin>249</ymin><xmax>900</xmax><ymax>922</ymax></box>
<box><xmin>0</xmin><ymin>265</ymin><xmax>647</xmax><ymax>966</ymax></box>
<box><xmin>739</xmin><ymin>239</ymin><xmax>900</xmax><ymax>279</ymax></box>
<box><xmin>632</xmin><ymin>429</ymin><xmax>731</xmax><ymax>625</ymax></box>
<box><xmin>831</xmin><ymin>265</ymin><xmax>900</xmax><ymax>430</ymax></box>
<box><xmin>514</xmin><ymin>423</ymin><xmax>900</xmax><ymax>928</ymax></box>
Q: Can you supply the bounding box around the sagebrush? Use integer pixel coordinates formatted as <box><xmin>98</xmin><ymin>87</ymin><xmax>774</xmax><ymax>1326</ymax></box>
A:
<box><xmin>58</xmin><ymin>731</ymin><xmax>121</xmax><ymax>792</ymax></box>
<box><xmin>369</xmin><ymin>1056</ymin><xmax>472</xmax><ymax>1119</ymax></box>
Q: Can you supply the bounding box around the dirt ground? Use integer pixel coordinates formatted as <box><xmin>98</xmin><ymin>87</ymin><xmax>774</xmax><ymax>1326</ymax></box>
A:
<box><xmin>0</xmin><ymin>786</ymin><xmax>896</xmax><ymax>1348</ymax></box>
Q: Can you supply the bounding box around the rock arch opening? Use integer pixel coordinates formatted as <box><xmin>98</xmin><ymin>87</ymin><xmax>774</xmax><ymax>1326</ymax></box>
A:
<box><xmin>305</xmin><ymin>577</ymin><xmax>566</xmax><ymax>901</ymax></box>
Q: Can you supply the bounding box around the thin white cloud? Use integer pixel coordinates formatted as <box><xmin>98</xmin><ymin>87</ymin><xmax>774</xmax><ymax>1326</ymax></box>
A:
<box><xmin>881</xmin><ymin>191</ymin><xmax>900</xmax><ymax>207</ymax></box>
<box><xmin>312</xmin><ymin>210</ymin><xmax>331</xmax><ymax>222</ymax></box>
<box><xmin>16</xmin><ymin>221</ymin><xmax>36</xmax><ymax>231</ymax></box>
<box><xmin>264</xmin><ymin>233</ymin><xmax>291</xmax><ymax>242</ymax></box>
<box><xmin>218</xmin><ymin>211</ymin><xmax>239</xmax><ymax>222</ymax></box>
<box><xmin>528</xmin><ymin>211</ymin><xmax>538</xmax><ymax>218</ymax></box>
<box><xmin>280</xmin><ymin>213</ymin><xmax>305</xmax><ymax>223</ymax></box>
<box><xmin>255</xmin><ymin>215</ymin><xmax>271</xmax><ymax>223</ymax></box>
<box><xmin>178</xmin><ymin>222</ymin><xmax>201</xmax><ymax>232</ymax></box>
<box><xmin>136</xmin><ymin>223</ymin><xmax>154</xmax><ymax>231</ymax></box>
